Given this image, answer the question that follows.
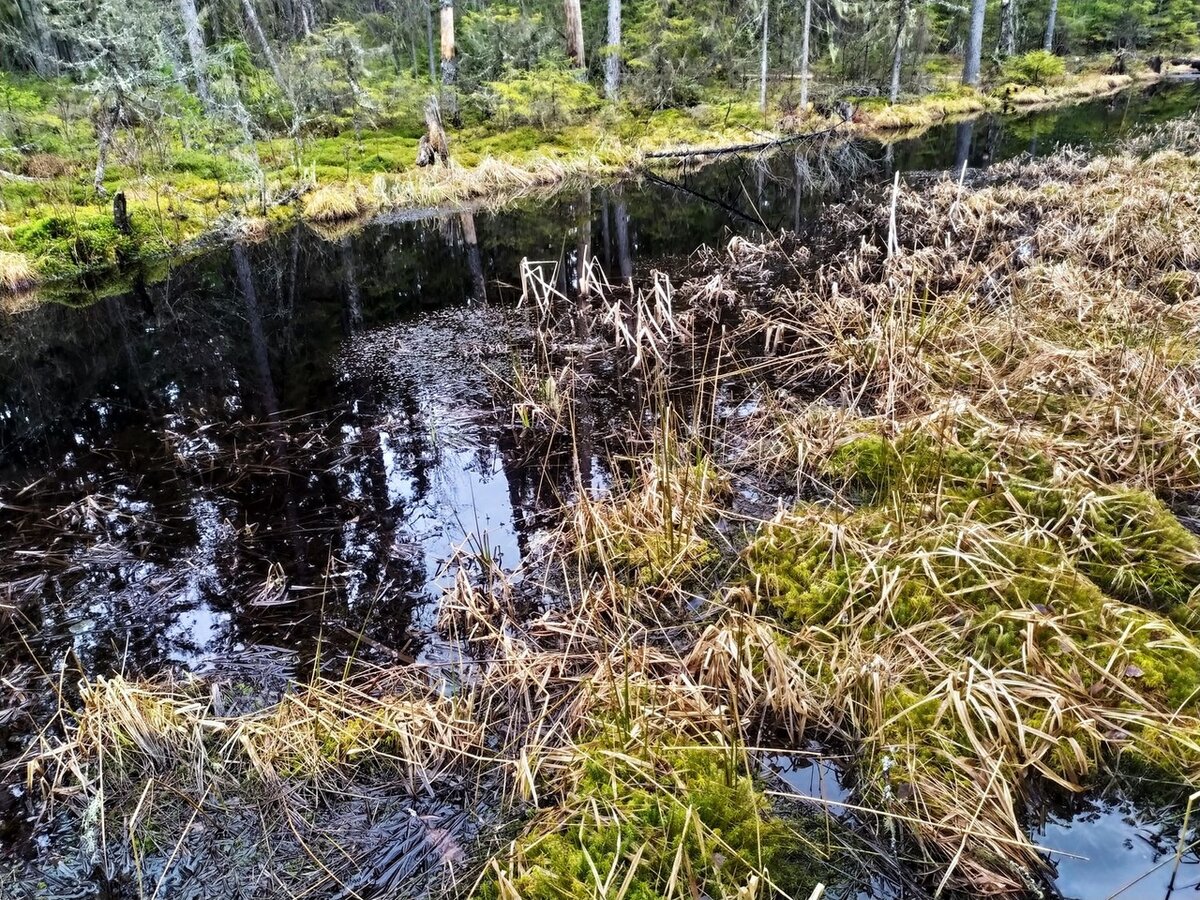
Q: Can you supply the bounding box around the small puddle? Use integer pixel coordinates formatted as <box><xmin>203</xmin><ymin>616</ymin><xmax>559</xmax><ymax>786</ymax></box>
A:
<box><xmin>1039</xmin><ymin>792</ymin><xmax>1200</xmax><ymax>899</ymax></box>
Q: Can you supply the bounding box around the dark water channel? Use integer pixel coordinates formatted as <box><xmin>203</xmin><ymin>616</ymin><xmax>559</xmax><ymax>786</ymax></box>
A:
<box><xmin>3</xmin><ymin>79</ymin><xmax>1200</xmax><ymax>896</ymax></box>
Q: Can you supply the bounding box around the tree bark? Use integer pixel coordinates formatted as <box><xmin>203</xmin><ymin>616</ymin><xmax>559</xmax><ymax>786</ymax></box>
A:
<box><xmin>93</xmin><ymin>99</ymin><xmax>120</xmax><ymax>196</ymax></box>
<box><xmin>890</xmin><ymin>0</ymin><xmax>909</xmax><ymax>103</ymax></box>
<box><xmin>998</xmin><ymin>0</ymin><xmax>1016</xmax><ymax>56</ymax></box>
<box><xmin>1043</xmin><ymin>0</ymin><xmax>1058</xmax><ymax>51</ymax></box>
<box><xmin>962</xmin><ymin>0</ymin><xmax>987</xmax><ymax>85</ymax></box>
<box><xmin>759</xmin><ymin>0</ymin><xmax>769</xmax><ymax>113</ymax></box>
<box><xmin>798</xmin><ymin>0</ymin><xmax>813</xmax><ymax>109</ymax></box>
<box><xmin>605</xmin><ymin>0</ymin><xmax>621</xmax><ymax>98</ymax></box>
<box><xmin>18</xmin><ymin>0</ymin><xmax>57</xmax><ymax>75</ymax></box>
<box><xmin>426</xmin><ymin>0</ymin><xmax>437</xmax><ymax>81</ymax></box>
<box><xmin>178</xmin><ymin>0</ymin><xmax>213</xmax><ymax>106</ymax></box>
<box><xmin>241</xmin><ymin>0</ymin><xmax>287</xmax><ymax>91</ymax></box>
<box><xmin>564</xmin><ymin>0</ymin><xmax>585</xmax><ymax>69</ymax></box>
<box><xmin>440</xmin><ymin>0</ymin><xmax>456</xmax><ymax>84</ymax></box>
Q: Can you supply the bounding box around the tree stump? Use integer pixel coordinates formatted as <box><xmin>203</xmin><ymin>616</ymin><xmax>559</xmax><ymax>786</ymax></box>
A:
<box><xmin>113</xmin><ymin>191</ymin><xmax>132</xmax><ymax>236</ymax></box>
<box><xmin>416</xmin><ymin>97</ymin><xmax>450</xmax><ymax>167</ymax></box>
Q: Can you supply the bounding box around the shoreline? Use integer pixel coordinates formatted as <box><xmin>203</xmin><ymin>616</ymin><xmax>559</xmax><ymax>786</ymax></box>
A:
<box><xmin>1</xmin><ymin>65</ymin><xmax>1188</xmax><ymax>309</ymax></box>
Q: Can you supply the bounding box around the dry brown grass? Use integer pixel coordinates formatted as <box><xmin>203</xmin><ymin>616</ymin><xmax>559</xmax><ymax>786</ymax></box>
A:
<box><xmin>20</xmin><ymin>152</ymin><xmax>74</xmax><ymax>179</ymax></box>
<box><xmin>302</xmin><ymin>180</ymin><xmax>377</xmax><ymax>223</ymax></box>
<box><xmin>0</xmin><ymin>249</ymin><xmax>37</xmax><ymax>295</ymax></box>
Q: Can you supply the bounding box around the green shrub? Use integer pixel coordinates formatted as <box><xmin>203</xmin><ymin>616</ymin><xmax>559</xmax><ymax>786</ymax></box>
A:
<box><xmin>170</xmin><ymin>149</ymin><xmax>249</xmax><ymax>181</ymax></box>
<box><xmin>487</xmin><ymin>63</ymin><xmax>601</xmax><ymax>128</ymax></box>
<box><xmin>1000</xmin><ymin>50</ymin><xmax>1067</xmax><ymax>87</ymax></box>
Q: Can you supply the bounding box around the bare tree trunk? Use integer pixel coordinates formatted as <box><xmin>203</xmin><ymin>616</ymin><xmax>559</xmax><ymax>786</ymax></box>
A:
<box><xmin>962</xmin><ymin>0</ymin><xmax>987</xmax><ymax>85</ymax></box>
<box><xmin>798</xmin><ymin>0</ymin><xmax>813</xmax><ymax>109</ymax></box>
<box><xmin>998</xmin><ymin>0</ymin><xmax>1016</xmax><ymax>56</ymax></box>
<box><xmin>18</xmin><ymin>0</ymin><xmax>57</xmax><ymax>75</ymax></box>
<box><xmin>93</xmin><ymin>100</ymin><xmax>120</xmax><ymax>196</ymax></box>
<box><xmin>426</xmin><ymin>0</ymin><xmax>437</xmax><ymax>81</ymax></box>
<box><xmin>759</xmin><ymin>0</ymin><xmax>769</xmax><ymax>113</ymax></box>
<box><xmin>890</xmin><ymin>0</ymin><xmax>909</xmax><ymax>103</ymax></box>
<box><xmin>564</xmin><ymin>0</ymin><xmax>585</xmax><ymax>69</ymax></box>
<box><xmin>440</xmin><ymin>0</ymin><xmax>456</xmax><ymax>84</ymax></box>
<box><xmin>178</xmin><ymin>0</ymin><xmax>212</xmax><ymax>106</ymax></box>
<box><xmin>1043</xmin><ymin>0</ymin><xmax>1057</xmax><ymax>51</ymax></box>
<box><xmin>605</xmin><ymin>0</ymin><xmax>621</xmax><ymax>98</ymax></box>
<box><xmin>241</xmin><ymin>0</ymin><xmax>287</xmax><ymax>90</ymax></box>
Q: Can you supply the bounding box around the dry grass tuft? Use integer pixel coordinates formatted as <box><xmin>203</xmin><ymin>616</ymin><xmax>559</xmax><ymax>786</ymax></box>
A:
<box><xmin>302</xmin><ymin>181</ymin><xmax>376</xmax><ymax>223</ymax></box>
<box><xmin>0</xmin><ymin>249</ymin><xmax>37</xmax><ymax>295</ymax></box>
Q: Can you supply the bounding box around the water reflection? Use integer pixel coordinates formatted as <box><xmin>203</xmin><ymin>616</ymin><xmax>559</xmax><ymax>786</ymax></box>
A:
<box><xmin>1038</xmin><ymin>791</ymin><xmax>1200</xmax><ymax>898</ymax></box>
<box><xmin>0</xmin><ymin>78</ymin><xmax>1198</xmax><ymax>789</ymax></box>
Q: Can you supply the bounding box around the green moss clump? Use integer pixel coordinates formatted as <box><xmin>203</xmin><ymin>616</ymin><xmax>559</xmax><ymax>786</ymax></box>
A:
<box><xmin>751</xmin><ymin>430</ymin><xmax>1200</xmax><ymax>708</ymax></box>
<box><xmin>13</xmin><ymin>211</ymin><xmax>132</xmax><ymax>279</ymax></box>
<box><xmin>476</xmin><ymin>729</ymin><xmax>831</xmax><ymax>900</ymax></box>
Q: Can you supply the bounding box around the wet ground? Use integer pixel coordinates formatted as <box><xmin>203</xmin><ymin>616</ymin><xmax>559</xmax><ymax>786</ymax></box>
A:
<box><xmin>3</xmin><ymin>78</ymin><xmax>1200</xmax><ymax>897</ymax></box>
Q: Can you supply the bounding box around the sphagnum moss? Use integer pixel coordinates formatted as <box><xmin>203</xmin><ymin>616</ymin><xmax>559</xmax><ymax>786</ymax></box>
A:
<box><xmin>477</xmin><ymin>744</ymin><xmax>820</xmax><ymax>900</ymax></box>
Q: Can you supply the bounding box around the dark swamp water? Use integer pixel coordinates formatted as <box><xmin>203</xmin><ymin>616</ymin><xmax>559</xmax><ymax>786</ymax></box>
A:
<box><xmin>3</xmin><ymin>80</ymin><xmax>1200</xmax><ymax>897</ymax></box>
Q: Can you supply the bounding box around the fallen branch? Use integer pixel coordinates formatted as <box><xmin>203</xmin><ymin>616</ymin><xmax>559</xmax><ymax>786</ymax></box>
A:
<box><xmin>644</xmin><ymin>123</ymin><xmax>845</xmax><ymax>159</ymax></box>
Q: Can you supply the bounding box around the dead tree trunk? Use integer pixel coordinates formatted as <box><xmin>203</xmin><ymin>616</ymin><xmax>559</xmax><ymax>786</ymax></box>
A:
<box><xmin>417</xmin><ymin>96</ymin><xmax>450</xmax><ymax>166</ymax></box>
<box><xmin>799</xmin><ymin>0</ymin><xmax>813</xmax><ymax>109</ymax></box>
<box><xmin>962</xmin><ymin>0</ymin><xmax>987</xmax><ymax>85</ymax></box>
<box><xmin>241</xmin><ymin>0</ymin><xmax>287</xmax><ymax>91</ymax></box>
<box><xmin>605</xmin><ymin>0</ymin><xmax>621</xmax><ymax>98</ymax></box>
<box><xmin>564</xmin><ymin>0</ymin><xmax>586</xmax><ymax>69</ymax></box>
<box><xmin>889</xmin><ymin>0</ymin><xmax>910</xmax><ymax>104</ymax></box>
<box><xmin>113</xmin><ymin>192</ymin><xmax>132</xmax><ymax>236</ymax></box>
<box><xmin>998</xmin><ymin>0</ymin><xmax>1016</xmax><ymax>57</ymax></box>
<box><xmin>759</xmin><ymin>0</ymin><xmax>770</xmax><ymax>112</ymax></box>
<box><xmin>1043</xmin><ymin>0</ymin><xmax>1058</xmax><ymax>51</ymax></box>
<box><xmin>440</xmin><ymin>0</ymin><xmax>456</xmax><ymax>84</ymax></box>
<box><xmin>426</xmin><ymin>0</ymin><xmax>437</xmax><ymax>81</ymax></box>
<box><xmin>92</xmin><ymin>97</ymin><xmax>121</xmax><ymax>196</ymax></box>
<box><xmin>178</xmin><ymin>0</ymin><xmax>213</xmax><ymax>107</ymax></box>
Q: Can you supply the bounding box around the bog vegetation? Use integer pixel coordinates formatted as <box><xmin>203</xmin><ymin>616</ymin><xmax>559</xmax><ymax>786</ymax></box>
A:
<box><xmin>4</xmin><ymin>0</ymin><xmax>1200</xmax><ymax>897</ymax></box>
<box><xmin>0</xmin><ymin>0</ymin><xmax>1196</xmax><ymax>288</ymax></box>
<box><xmin>11</xmin><ymin>112</ymin><xmax>1200</xmax><ymax>897</ymax></box>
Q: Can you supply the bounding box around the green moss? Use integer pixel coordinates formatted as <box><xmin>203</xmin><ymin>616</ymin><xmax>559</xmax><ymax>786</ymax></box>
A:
<box><xmin>752</xmin><ymin>429</ymin><xmax>1200</xmax><ymax>708</ymax></box>
<box><xmin>13</xmin><ymin>211</ymin><xmax>129</xmax><ymax>278</ymax></box>
<box><xmin>476</xmin><ymin>728</ymin><xmax>832</xmax><ymax>900</ymax></box>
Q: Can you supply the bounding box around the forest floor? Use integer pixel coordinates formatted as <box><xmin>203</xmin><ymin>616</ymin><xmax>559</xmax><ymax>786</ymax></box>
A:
<box><xmin>11</xmin><ymin>110</ymin><xmax>1200</xmax><ymax>899</ymax></box>
<box><xmin>0</xmin><ymin>54</ymin><xmax>1184</xmax><ymax>304</ymax></box>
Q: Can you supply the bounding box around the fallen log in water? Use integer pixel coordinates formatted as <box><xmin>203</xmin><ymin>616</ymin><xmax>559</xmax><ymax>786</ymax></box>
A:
<box><xmin>644</xmin><ymin>122</ymin><xmax>846</xmax><ymax>159</ymax></box>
